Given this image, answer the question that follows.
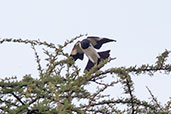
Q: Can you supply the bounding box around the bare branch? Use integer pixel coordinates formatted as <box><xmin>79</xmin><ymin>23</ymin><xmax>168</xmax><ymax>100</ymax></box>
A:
<box><xmin>11</xmin><ymin>92</ymin><xmax>25</xmax><ymax>106</ymax></box>
<box><xmin>146</xmin><ymin>86</ymin><xmax>163</xmax><ymax>111</ymax></box>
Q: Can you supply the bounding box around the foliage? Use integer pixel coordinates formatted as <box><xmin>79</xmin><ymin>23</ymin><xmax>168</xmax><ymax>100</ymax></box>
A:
<box><xmin>0</xmin><ymin>35</ymin><xmax>171</xmax><ymax>114</ymax></box>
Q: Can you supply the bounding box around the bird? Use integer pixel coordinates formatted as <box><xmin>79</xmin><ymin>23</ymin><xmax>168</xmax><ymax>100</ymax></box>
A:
<box><xmin>70</xmin><ymin>36</ymin><xmax>116</xmax><ymax>71</ymax></box>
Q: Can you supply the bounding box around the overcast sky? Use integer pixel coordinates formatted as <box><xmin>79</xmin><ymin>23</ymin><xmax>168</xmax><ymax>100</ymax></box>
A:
<box><xmin>0</xmin><ymin>0</ymin><xmax>171</xmax><ymax>105</ymax></box>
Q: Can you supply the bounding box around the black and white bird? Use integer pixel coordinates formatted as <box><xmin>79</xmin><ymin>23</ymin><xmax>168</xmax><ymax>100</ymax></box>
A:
<box><xmin>70</xmin><ymin>36</ymin><xmax>116</xmax><ymax>71</ymax></box>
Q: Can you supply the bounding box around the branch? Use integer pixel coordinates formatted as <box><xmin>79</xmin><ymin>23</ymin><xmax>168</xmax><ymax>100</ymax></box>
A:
<box><xmin>0</xmin><ymin>38</ymin><xmax>57</xmax><ymax>49</ymax></box>
<box><xmin>80</xmin><ymin>98</ymin><xmax>155</xmax><ymax>110</ymax></box>
<box><xmin>11</xmin><ymin>92</ymin><xmax>25</xmax><ymax>106</ymax></box>
<box><xmin>31</xmin><ymin>44</ymin><xmax>43</xmax><ymax>77</ymax></box>
<box><xmin>126</xmin><ymin>64</ymin><xmax>171</xmax><ymax>75</ymax></box>
<box><xmin>84</xmin><ymin>81</ymin><xmax>117</xmax><ymax>112</ymax></box>
<box><xmin>125</xmin><ymin>78</ymin><xmax>135</xmax><ymax>114</ymax></box>
<box><xmin>146</xmin><ymin>86</ymin><xmax>163</xmax><ymax>111</ymax></box>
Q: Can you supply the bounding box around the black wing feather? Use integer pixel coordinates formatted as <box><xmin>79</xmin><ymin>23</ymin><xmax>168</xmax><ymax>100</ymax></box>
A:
<box><xmin>94</xmin><ymin>38</ymin><xmax>115</xmax><ymax>49</ymax></box>
<box><xmin>84</xmin><ymin>59</ymin><xmax>94</xmax><ymax>71</ymax></box>
<box><xmin>71</xmin><ymin>53</ymin><xmax>84</xmax><ymax>61</ymax></box>
<box><xmin>84</xmin><ymin>50</ymin><xmax>111</xmax><ymax>71</ymax></box>
<box><xmin>87</xmin><ymin>36</ymin><xmax>116</xmax><ymax>49</ymax></box>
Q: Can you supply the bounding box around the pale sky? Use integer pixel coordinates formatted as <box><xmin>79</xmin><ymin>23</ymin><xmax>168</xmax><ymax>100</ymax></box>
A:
<box><xmin>0</xmin><ymin>0</ymin><xmax>171</xmax><ymax>105</ymax></box>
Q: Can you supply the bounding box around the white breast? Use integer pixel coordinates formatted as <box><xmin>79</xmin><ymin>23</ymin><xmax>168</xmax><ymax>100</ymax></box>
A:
<box><xmin>80</xmin><ymin>44</ymin><xmax>100</xmax><ymax>63</ymax></box>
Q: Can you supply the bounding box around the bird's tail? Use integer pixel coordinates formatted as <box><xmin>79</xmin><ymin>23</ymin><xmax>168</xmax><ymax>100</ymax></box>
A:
<box><xmin>85</xmin><ymin>50</ymin><xmax>110</xmax><ymax>71</ymax></box>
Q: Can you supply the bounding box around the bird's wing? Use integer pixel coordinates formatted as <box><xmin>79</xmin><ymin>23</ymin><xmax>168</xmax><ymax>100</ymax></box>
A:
<box><xmin>87</xmin><ymin>36</ymin><xmax>116</xmax><ymax>49</ymax></box>
<box><xmin>84</xmin><ymin>59</ymin><xmax>95</xmax><ymax>71</ymax></box>
<box><xmin>70</xmin><ymin>41</ymin><xmax>84</xmax><ymax>61</ymax></box>
<box><xmin>84</xmin><ymin>50</ymin><xmax>111</xmax><ymax>71</ymax></box>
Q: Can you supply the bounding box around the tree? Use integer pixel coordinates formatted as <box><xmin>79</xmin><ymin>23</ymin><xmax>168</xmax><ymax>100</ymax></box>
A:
<box><xmin>0</xmin><ymin>35</ymin><xmax>171</xmax><ymax>114</ymax></box>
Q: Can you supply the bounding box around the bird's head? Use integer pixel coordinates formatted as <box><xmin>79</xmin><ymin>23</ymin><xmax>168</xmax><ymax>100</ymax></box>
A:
<box><xmin>80</xmin><ymin>39</ymin><xmax>90</xmax><ymax>49</ymax></box>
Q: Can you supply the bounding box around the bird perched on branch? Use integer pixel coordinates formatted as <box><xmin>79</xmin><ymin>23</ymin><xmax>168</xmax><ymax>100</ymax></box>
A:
<box><xmin>70</xmin><ymin>36</ymin><xmax>116</xmax><ymax>71</ymax></box>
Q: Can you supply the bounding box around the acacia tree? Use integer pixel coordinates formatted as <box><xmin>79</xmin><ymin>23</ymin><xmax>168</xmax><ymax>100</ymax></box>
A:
<box><xmin>0</xmin><ymin>35</ymin><xmax>171</xmax><ymax>114</ymax></box>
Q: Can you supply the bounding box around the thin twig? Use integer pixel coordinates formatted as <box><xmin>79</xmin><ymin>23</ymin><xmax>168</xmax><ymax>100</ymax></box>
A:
<box><xmin>31</xmin><ymin>44</ymin><xmax>43</xmax><ymax>77</ymax></box>
<box><xmin>146</xmin><ymin>86</ymin><xmax>163</xmax><ymax>111</ymax></box>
